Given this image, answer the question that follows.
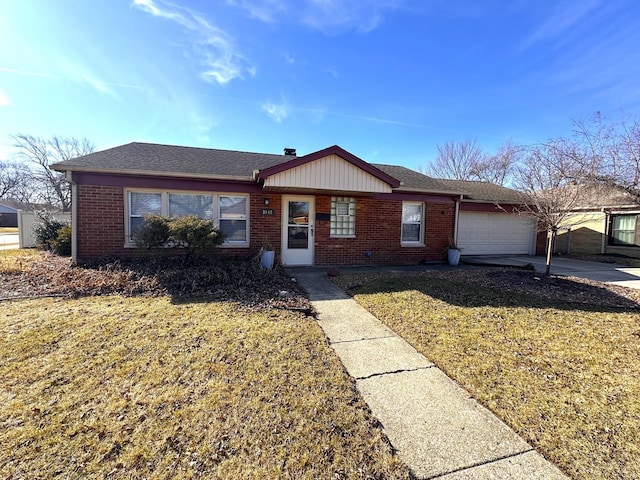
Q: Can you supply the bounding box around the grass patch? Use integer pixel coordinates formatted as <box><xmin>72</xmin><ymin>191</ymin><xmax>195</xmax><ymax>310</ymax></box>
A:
<box><xmin>0</xmin><ymin>296</ymin><xmax>410</xmax><ymax>479</ymax></box>
<box><xmin>334</xmin><ymin>270</ymin><xmax>640</xmax><ymax>480</ymax></box>
<box><xmin>0</xmin><ymin>249</ymin><xmax>38</xmax><ymax>273</ymax></box>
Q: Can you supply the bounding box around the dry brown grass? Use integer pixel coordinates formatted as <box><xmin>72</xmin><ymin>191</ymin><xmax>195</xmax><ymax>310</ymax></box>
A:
<box><xmin>0</xmin><ymin>296</ymin><xmax>410</xmax><ymax>479</ymax></box>
<box><xmin>0</xmin><ymin>249</ymin><xmax>38</xmax><ymax>273</ymax></box>
<box><xmin>334</xmin><ymin>270</ymin><xmax>640</xmax><ymax>480</ymax></box>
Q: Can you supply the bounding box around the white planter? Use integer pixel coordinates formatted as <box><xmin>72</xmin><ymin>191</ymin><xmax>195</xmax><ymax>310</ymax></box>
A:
<box><xmin>260</xmin><ymin>250</ymin><xmax>275</xmax><ymax>270</ymax></box>
<box><xmin>447</xmin><ymin>248</ymin><xmax>461</xmax><ymax>266</ymax></box>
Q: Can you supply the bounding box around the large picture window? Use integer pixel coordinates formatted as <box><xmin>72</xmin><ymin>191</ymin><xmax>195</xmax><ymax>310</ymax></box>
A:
<box><xmin>126</xmin><ymin>190</ymin><xmax>249</xmax><ymax>246</ymax></box>
<box><xmin>330</xmin><ymin>197</ymin><xmax>356</xmax><ymax>237</ymax></box>
<box><xmin>610</xmin><ymin>214</ymin><xmax>638</xmax><ymax>246</ymax></box>
<box><xmin>401</xmin><ymin>202</ymin><xmax>424</xmax><ymax>245</ymax></box>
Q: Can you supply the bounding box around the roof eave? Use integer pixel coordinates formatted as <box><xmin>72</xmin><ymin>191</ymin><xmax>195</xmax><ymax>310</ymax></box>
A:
<box><xmin>51</xmin><ymin>165</ymin><xmax>255</xmax><ymax>183</ymax></box>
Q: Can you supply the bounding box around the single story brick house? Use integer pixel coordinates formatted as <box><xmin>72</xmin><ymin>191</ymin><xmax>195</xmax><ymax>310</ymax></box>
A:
<box><xmin>52</xmin><ymin>143</ymin><xmax>533</xmax><ymax>265</ymax></box>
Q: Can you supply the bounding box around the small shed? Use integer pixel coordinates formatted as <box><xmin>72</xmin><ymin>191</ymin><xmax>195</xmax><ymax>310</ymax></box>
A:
<box><xmin>0</xmin><ymin>202</ymin><xmax>18</xmax><ymax>227</ymax></box>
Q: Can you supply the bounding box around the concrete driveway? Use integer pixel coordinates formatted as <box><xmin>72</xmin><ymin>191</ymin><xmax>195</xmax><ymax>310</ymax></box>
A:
<box><xmin>464</xmin><ymin>255</ymin><xmax>640</xmax><ymax>289</ymax></box>
<box><xmin>0</xmin><ymin>233</ymin><xmax>19</xmax><ymax>250</ymax></box>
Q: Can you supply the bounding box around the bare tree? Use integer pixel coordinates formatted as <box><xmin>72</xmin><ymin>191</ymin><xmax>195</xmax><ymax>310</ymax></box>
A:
<box><xmin>422</xmin><ymin>139</ymin><xmax>486</xmax><ymax>180</ymax></box>
<box><xmin>12</xmin><ymin>134</ymin><xmax>94</xmax><ymax>211</ymax></box>
<box><xmin>511</xmin><ymin>140</ymin><xmax>587</xmax><ymax>275</ymax></box>
<box><xmin>423</xmin><ymin>139</ymin><xmax>521</xmax><ymax>186</ymax></box>
<box><xmin>471</xmin><ymin>140</ymin><xmax>522</xmax><ymax>186</ymax></box>
<box><xmin>570</xmin><ymin>112</ymin><xmax>640</xmax><ymax>197</ymax></box>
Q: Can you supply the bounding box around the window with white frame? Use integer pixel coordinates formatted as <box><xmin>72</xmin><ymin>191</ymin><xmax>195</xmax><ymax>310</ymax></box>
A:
<box><xmin>331</xmin><ymin>197</ymin><xmax>356</xmax><ymax>237</ymax></box>
<box><xmin>401</xmin><ymin>202</ymin><xmax>424</xmax><ymax>244</ymax></box>
<box><xmin>126</xmin><ymin>190</ymin><xmax>249</xmax><ymax>246</ymax></box>
<box><xmin>610</xmin><ymin>214</ymin><xmax>638</xmax><ymax>246</ymax></box>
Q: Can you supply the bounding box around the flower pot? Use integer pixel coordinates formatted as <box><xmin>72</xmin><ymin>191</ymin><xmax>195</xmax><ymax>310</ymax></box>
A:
<box><xmin>447</xmin><ymin>248</ymin><xmax>461</xmax><ymax>266</ymax></box>
<box><xmin>260</xmin><ymin>250</ymin><xmax>275</xmax><ymax>270</ymax></box>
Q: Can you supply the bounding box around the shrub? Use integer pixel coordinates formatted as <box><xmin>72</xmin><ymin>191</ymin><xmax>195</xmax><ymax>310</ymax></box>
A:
<box><xmin>169</xmin><ymin>215</ymin><xmax>225</xmax><ymax>255</ymax></box>
<box><xmin>51</xmin><ymin>225</ymin><xmax>72</xmax><ymax>256</ymax></box>
<box><xmin>133</xmin><ymin>215</ymin><xmax>170</xmax><ymax>251</ymax></box>
<box><xmin>133</xmin><ymin>214</ymin><xmax>225</xmax><ymax>256</ymax></box>
<box><xmin>33</xmin><ymin>211</ymin><xmax>70</xmax><ymax>251</ymax></box>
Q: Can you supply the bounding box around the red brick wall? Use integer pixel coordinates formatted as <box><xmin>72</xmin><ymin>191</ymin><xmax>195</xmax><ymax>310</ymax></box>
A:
<box><xmin>76</xmin><ymin>185</ymin><xmax>128</xmax><ymax>258</ymax></box>
<box><xmin>75</xmin><ymin>186</ymin><xmax>455</xmax><ymax>265</ymax></box>
<box><xmin>313</xmin><ymin>195</ymin><xmax>454</xmax><ymax>266</ymax></box>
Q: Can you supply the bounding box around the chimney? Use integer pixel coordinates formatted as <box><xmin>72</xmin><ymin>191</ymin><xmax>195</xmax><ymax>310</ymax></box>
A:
<box><xmin>284</xmin><ymin>148</ymin><xmax>296</xmax><ymax>156</ymax></box>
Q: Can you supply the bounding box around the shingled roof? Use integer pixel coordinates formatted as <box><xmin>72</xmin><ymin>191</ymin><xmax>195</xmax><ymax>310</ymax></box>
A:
<box><xmin>437</xmin><ymin>179</ymin><xmax>526</xmax><ymax>204</ymax></box>
<box><xmin>52</xmin><ymin>142</ymin><xmax>288</xmax><ymax>180</ymax></box>
<box><xmin>53</xmin><ymin>142</ymin><xmax>525</xmax><ymax>200</ymax></box>
<box><xmin>373</xmin><ymin>164</ymin><xmax>463</xmax><ymax>195</ymax></box>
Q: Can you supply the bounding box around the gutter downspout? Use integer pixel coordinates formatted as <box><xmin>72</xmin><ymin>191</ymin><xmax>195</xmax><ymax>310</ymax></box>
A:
<box><xmin>67</xmin><ymin>171</ymin><xmax>78</xmax><ymax>263</ymax></box>
<box><xmin>454</xmin><ymin>196</ymin><xmax>462</xmax><ymax>244</ymax></box>
<box><xmin>601</xmin><ymin>208</ymin><xmax>608</xmax><ymax>255</ymax></box>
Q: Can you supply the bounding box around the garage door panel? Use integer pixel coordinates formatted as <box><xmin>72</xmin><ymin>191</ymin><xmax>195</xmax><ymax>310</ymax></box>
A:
<box><xmin>458</xmin><ymin>212</ymin><xmax>534</xmax><ymax>255</ymax></box>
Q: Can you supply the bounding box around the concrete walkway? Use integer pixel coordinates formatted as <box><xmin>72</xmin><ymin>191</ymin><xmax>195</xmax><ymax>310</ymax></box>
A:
<box><xmin>290</xmin><ymin>268</ymin><xmax>568</xmax><ymax>480</ymax></box>
<box><xmin>463</xmin><ymin>255</ymin><xmax>640</xmax><ymax>290</ymax></box>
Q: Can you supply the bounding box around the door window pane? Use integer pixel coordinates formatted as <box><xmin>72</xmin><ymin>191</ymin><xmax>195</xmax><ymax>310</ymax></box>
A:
<box><xmin>288</xmin><ymin>226</ymin><xmax>308</xmax><ymax>249</ymax></box>
<box><xmin>288</xmin><ymin>201</ymin><xmax>309</xmax><ymax>225</ymax></box>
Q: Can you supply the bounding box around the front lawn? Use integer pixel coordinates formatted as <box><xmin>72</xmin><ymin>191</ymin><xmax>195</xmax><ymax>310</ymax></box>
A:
<box><xmin>0</xmin><ymin>253</ymin><xmax>411</xmax><ymax>479</ymax></box>
<box><xmin>334</xmin><ymin>269</ymin><xmax>640</xmax><ymax>480</ymax></box>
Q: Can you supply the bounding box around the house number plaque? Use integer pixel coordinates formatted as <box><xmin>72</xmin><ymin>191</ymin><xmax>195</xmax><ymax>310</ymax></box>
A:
<box><xmin>261</xmin><ymin>208</ymin><xmax>274</xmax><ymax>215</ymax></box>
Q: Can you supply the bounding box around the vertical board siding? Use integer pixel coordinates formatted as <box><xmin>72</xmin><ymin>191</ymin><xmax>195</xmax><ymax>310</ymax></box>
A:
<box><xmin>18</xmin><ymin>211</ymin><xmax>71</xmax><ymax>248</ymax></box>
<box><xmin>265</xmin><ymin>155</ymin><xmax>392</xmax><ymax>193</ymax></box>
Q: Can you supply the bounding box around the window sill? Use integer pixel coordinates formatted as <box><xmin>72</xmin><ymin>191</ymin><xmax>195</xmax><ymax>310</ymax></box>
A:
<box><xmin>124</xmin><ymin>242</ymin><xmax>249</xmax><ymax>249</ymax></box>
<box><xmin>401</xmin><ymin>242</ymin><xmax>425</xmax><ymax>248</ymax></box>
<box><xmin>330</xmin><ymin>235</ymin><xmax>356</xmax><ymax>239</ymax></box>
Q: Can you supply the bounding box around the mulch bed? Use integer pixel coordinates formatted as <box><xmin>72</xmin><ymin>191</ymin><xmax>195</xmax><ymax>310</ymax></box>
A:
<box><xmin>0</xmin><ymin>253</ymin><xmax>312</xmax><ymax>312</ymax></box>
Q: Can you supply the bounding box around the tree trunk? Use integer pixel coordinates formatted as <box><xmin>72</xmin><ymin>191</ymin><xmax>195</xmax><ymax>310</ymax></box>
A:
<box><xmin>545</xmin><ymin>228</ymin><xmax>556</xmax><ymax>276</ymax></box>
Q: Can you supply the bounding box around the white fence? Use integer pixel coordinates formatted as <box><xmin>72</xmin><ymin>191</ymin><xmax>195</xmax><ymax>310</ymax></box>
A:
<box><xmin>18</xmin><ymin>211</ymin><xmax>71</xmax><ymax>248</ymax></box>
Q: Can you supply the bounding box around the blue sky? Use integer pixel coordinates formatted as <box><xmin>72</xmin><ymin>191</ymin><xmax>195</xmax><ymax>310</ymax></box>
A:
<box><xmin>1</xmin><ymin>0</ymin><xmax>639</xmax><ymax>170</ymax></box>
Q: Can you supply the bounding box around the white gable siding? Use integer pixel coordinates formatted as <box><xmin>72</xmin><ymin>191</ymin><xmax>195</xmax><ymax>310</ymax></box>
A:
<box><xmin>264</xmin><ymin>154</ymin><xmax>392</xmax><ymax>193</ymax></box>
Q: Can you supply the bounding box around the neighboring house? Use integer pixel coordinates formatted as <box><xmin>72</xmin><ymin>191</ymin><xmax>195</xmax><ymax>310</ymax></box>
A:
<box><xmin>554</xmin><ymin>184</ymin><xmax>640</xmax><ymax>258</ymax></box>
<box><xmin>0</xmin><ymin>202</ymin><xmax>19</xmax><ymax>227</ymax></box>
<box><xmin>52</xmin><ymin>143</ymin><xmax>532</xmax><ymax>265</ymax></box>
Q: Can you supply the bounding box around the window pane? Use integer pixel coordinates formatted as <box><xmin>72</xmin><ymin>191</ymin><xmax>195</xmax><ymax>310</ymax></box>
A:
<box><xmin>288</xmin><ymin>226</ymin><xmax>308</xmax><ymax>249</ymax></box>
<box><xmin>220</xmin><ymin>196</ymin><xmax>247</xmax><ymax>219</ymax></box>
<box><xmin>169</xmin><ymin>194</ymin><xmax>213</xmax><ymax>218</ymax></box>
<box><xmin>402</xmin><ymin>204</ymin><xmax>422</xmax><ymax>223</ymax></box>
<box><xmin>130</xmin><ymin>217</ymin><xmax>146</xmax><ymax>237</ymax></box>
<box><xmin>130</xmin><ymin>192</ymin><xmax>161</xmax><ymax>216</ymax></box>
<box><xmin>614</xmin><ymin>215</ymin><xmax>635</xmax><ymax>231</ymax></box>
<box><xmin>336</xmin><ymin>202</ymin><xmax>350</xmax><ymax>216</ymax></box>
<box><xmin>402</xmin><ymin>224</ymin><xmax>421</xmax><ymax>242</ymax></box>
<box><xmin>288</xmin><ymin>202</ymin><xmax>309</xmax><ymax>225</ymax></box>
<box><xmin>219</xmin><ymin>219</ymin><xmax>247</xmax><ymax>242</ymax></box>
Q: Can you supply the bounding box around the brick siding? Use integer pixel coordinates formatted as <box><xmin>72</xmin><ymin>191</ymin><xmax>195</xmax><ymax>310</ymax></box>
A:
<box><xmin>75</xmin><ymin>186</ymin><xmax>455</xmax><ymax>265</ymax></box>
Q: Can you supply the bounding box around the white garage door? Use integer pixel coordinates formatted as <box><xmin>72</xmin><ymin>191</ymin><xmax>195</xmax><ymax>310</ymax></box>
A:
<box><xmin>458</xmin><ymin>212</ymin><xmax>535</xmax><ymax>255</ymax></box>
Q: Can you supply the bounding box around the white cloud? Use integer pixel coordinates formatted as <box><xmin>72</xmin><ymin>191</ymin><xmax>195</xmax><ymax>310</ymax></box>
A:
<box><xmin>0</xmin><ymin>90</ymin><xmax>10</xmax><ymax>106</ymax></box>
<box><xmin>262</xmin><ymin>100</ymin><xmax>289</xmax><ymax>122</ymax></box>
<box><xmin>226</xmin><ymin>0</ymin><xmax>287</xmax><ymax>23</ymax></box>
<box><xmin>134</xmin><ymin>0</ymin><xmax>253</xmax><ymax>85</ymax></box>
<box><xmin>228</xmin><ymin>0</ymin><xmax>403</xmax><ymax>33</ymax></box>
<box><xmin>521</xmin><ymin>0</ymin><xmax>600</xmax><ymax>49</ymax></box>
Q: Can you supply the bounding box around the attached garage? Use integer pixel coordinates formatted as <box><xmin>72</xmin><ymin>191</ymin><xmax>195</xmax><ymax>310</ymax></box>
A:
<box><xmin>457</xmin><ymin>211</ymin><xmax>535</xmax><ymax>255</ymax></box>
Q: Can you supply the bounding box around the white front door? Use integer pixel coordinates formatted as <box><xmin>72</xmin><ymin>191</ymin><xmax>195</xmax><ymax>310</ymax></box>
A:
<box><xmin>281</xmin><ymin>196</ymin><xmax>315</xmax><ymax>266</ymax></box>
